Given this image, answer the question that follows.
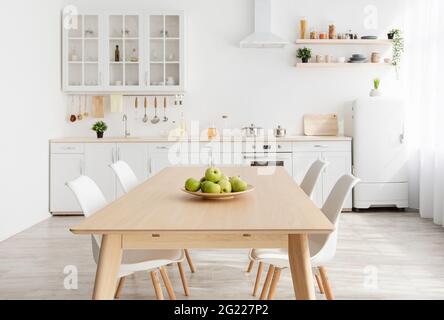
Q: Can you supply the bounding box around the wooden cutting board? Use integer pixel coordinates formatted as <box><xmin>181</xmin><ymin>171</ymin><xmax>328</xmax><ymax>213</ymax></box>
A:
<box><xmin>92</xmin><ymin>96</ymin><xmax>105</xmax><ymax>118</ymax></box>
<box><xmin>304</xmin><ymin>114</ymin><xmax>339</xmax><ymax>136</ymax></box>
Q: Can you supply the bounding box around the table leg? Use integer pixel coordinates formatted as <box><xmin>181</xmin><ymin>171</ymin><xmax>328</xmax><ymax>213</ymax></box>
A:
<box><xmin>92</xmin><ymin>234</ymin><xmax>122</xmax><ymax>300</ymax></box>
<box><xmin>288</xmin><ymin>234</ymin><xmax>316</xmax><ymax>300</ymax></box>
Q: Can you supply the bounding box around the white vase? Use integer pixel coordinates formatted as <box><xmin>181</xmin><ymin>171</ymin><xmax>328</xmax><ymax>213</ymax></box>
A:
<box><xmin>370</xmin><ymin>89</ymin><xmax>381</xmax><ymax>97</ymax></box>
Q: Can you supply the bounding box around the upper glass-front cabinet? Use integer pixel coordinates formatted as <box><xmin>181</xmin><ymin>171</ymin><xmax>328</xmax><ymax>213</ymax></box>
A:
<box><xmin>64</xmin><ymin>15</ymin><xmax>102</xmax><ymax>89</ymax></box>
<box><xmin>62</xmin><ymin>12</ymin><xmax>185</xmax><ymax>92</ymax></box>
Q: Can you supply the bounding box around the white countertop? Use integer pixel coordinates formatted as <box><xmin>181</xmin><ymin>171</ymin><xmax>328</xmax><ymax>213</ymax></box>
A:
<box><xmin>50</xmin><ymin>136</ymin><xmax>352</xmax><ymax>143</ymax></box>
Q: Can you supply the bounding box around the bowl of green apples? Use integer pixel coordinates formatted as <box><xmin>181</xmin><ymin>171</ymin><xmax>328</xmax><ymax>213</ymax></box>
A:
<box><xmin>182</xmin><ymin>167</ymin><xmax>255</xmax><ymax>200</ymax></box>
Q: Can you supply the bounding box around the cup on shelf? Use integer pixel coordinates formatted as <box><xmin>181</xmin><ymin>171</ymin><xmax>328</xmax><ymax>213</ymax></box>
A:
<box><xmin>316</xmin><ymin>55</ymin><xmax>324</xmax><ymax>63</ymax></box>
<box><xmin>166</xmin><ymin>77</ymin><xmax>175</xmax><ymax>86</ymax></box>
<box><xmin>325</xmin><ymin>55</ymin><xmax>333</xmax><ymax>63</ymax></box>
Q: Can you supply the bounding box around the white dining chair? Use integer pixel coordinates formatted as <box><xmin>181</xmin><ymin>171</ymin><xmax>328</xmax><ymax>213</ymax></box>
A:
<box><xmin>250</xmin><ymin>174</ymin><xmax>359</xmax><ymax>300</ymax></box>
<box><xmin>110</xmin><ymin>160</ymin><xmax>139</xmax><ymax>193</ymax></box>
<box><xmin>300</xmin><ymin>160</ymin><xmax>329</xmax><ymax>199</ymax></box>
<box><xmin>110</xmin><ymin>160</ymin><xmax>196</xmax><ymax>276</ymax></box>
<box><xmin>246</xmin><ymin>160</ymin><xmax>329</xmax><ymax>295</ymax></box>
<box><xmin>67</xmin><ymin>175</ymin><xmax>187</xmax><ymax>300</ymax></box>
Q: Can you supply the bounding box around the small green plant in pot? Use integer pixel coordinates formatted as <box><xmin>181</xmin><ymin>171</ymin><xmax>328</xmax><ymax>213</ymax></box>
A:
<box><xmin>297</xmin><ymin>47</ymin><xmax>312</xmax><ymax>63</ymax></box>
<box><xmin>92</xmin><ymin>121</ymin><xmax>108</xmax><ymax>139</ymax></box>
<box><xmin>370</xmin><ymin>78</ymin><xmax>381</xmax><ymax>97</ymax></box>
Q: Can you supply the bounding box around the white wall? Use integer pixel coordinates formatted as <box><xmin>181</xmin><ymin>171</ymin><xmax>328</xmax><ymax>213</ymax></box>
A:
<box><xmin>0</xmin><ymin>1</ymin><xmax>66</xmax><ymax>241</ymax></box>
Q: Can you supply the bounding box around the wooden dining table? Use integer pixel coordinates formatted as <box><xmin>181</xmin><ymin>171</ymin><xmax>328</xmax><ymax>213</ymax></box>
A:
<box><xmin>71</xmin><ymin>167</ymin><xmax>334</xmax><ymax>300</ymax></box>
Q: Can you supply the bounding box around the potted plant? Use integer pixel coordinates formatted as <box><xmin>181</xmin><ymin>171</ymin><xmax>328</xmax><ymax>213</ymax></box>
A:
<box><xmin>370</xmin><ymin>78</ymin><xmax>381</xmax><ymax>97</ymax></box>
<box><xmin>389</xmin><ymin>29</ymin><xmax>404</xmax><ymax>78</ymax></box>
<box><xmin>92</xmin><ymin>121</ymin><xmax>108</xmax><ymax>139</ymax></box>
<box><xmin>297</xmin><ymin>47</ymin><xmax>312</xmax><ymax>63</ymax></box>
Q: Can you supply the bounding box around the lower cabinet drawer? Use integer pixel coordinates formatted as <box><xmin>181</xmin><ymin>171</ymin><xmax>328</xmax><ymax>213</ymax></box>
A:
<box><xmin>293</xmin><ymin>141</ymin><xmax>351</xmax><ymax>152</ymax></box>
<box><xmin>51</xmin><ymin>143</ymin><xmax>84</xmax><ymax>154</ymax></box>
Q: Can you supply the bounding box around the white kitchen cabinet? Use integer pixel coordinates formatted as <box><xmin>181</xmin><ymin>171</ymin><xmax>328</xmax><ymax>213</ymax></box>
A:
<box><xmin>62</xmin><ymin>11</ymin><xmax>185</xmax><ymax>92</ymax></box>
<box><xmin>84</xmin><ymin>143</ymin><xmax>116</xmax><ymax>202</ymax></box>
<box><xmin>116</xmin><ymin>143</ymin><xmax>149</xmax><ymax>196</ymax></box>
<box><xmin>63</xmin><ymin>14</ymin><xmax>103</xmax><ymax>91</ymax></box>
<box><xmin>322</xmin><ymin>152</ymin><xmax>352</xmax><ymax>209</ymax></box>
<box><xmin>50</xmin><ymin>144</ymin><xmax>85</xmax><ymax>214</ymax></box>
<box><xmin>50</xmin><ymin>154</ymin><xmax>84</xmax><ymax>213</ymax></box>
<box><xmin>293</xmin><ymin>152</ymin><xmax>323</xmax><ymax>207</ymax></box>
<box><xmin>292</xmin><ymin>141</ymin><xmax>352</xmax><ymax>209</ymax></box>
<box><xmin>148</xmin><ymin>143</ymin><xmax>182</xmax><ymax>177</ymax></box>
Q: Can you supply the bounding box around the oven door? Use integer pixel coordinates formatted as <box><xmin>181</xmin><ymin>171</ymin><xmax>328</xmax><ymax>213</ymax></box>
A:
<box><xmin>243</xmin><ymin>153</ymin><xmax>293</xmax><ymax>176</ymax></box>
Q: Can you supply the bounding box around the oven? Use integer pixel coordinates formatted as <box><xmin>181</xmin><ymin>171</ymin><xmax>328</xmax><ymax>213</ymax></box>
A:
<box><xmin>243</xmin><ymin>142</ymin><xmax>293</xmax><ymax>176</ymax></box>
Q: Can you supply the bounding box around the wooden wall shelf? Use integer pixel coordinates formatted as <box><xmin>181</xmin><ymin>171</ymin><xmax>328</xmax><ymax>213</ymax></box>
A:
<box><xmin>295</xmin><ymin>39</ymin><xmax>393</xmax><ymax>45</ymax></box>
<box><xmin>295</xmin><ymin>63</ymin><xmax>393</xmax><ymax>68</ymax></box>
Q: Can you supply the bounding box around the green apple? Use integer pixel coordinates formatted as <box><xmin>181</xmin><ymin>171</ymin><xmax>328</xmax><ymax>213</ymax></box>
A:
<box><xmin>220</xmin><ymin>174</ymin><xmax>229</xmax><ymax>182</ymax></box>
<box><xmin>201</xmin><ymin>181</ymin><xmax>210</xmax><ymax>193</ymax></box>
<box><xmin>229</xmin><ymin>176</ymin><xmax>241</xmax><ymax>184</ymax></box>
<box><xmin>185</xmin><ymin>178</ymin><xmax>201</xmax><ymax>192</ymax></box>
<box><xmin>204</xmin><ymin>181</ymin><xmax>221</xmax><ymax>194</ymax></box>
<box><xmin>205</xmin><ymin>167</ymin><xmax>223</xmax><ymax>183</ymax></box>
<box><xmin>218</xmin><ymin>179</ymin><xmax>232</xmax><ymax>193</ymax></box>
<box><xmin>232</xmin><ymin>179</ymin><xmax>248</xmax><ymax>193</ymax></box>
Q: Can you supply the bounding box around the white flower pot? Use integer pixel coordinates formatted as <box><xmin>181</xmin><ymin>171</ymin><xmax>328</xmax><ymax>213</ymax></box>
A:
<box><xmin>370</xmin><ymin>89</ymin><xmax>381</xmax><ymax>97</ymax></box>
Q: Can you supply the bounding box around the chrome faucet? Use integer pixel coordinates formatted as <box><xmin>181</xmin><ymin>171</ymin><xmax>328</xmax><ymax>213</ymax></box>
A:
<box><xmin>123</xmin><ymin>114</ymin><xmax>130</xmax><ymax>138</ymax></box>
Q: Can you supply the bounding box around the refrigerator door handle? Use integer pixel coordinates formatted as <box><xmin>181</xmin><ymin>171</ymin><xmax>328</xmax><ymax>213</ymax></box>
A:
<box><xmin>399</xmin><ymin>125</ymin><xmax>405</xmax><ymax>144</ymax></box>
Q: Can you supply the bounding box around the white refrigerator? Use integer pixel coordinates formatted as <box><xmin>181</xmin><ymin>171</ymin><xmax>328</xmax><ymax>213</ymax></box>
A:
<box><xmin>352</xmin><ymin>97</ymin><xmax>409</xmax><ymax>209</ymax></box>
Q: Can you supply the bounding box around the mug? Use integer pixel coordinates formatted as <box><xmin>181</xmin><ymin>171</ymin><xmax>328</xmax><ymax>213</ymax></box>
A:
<box><xmin>316</xmin><ymin>55</ymin><xmax>324</xmax><ymax>63</ymax></box>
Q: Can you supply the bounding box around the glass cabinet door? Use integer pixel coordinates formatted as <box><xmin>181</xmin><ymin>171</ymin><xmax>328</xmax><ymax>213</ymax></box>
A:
<box><xmin>148</xmin><ymin>14</ymin><xmax>182</xmax><ymax>89</ymax></box>
<box><xmin>107</xmin><ymin>15</ymin><xmax>141</xmax><ymax>88</ymax></box>
<box><xmin>66</xmin><ymin>15</ymin><xmax>100</xmax><ymax>88</ymax></box>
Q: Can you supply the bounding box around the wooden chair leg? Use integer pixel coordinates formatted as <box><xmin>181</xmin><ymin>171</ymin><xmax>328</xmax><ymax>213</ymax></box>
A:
<box><xmin>259</xmin><ymin>265</ymin><xmax>275</xmax><ymax>300</ymax></box>
<box><xmin>267</xmin><ymin>268</ymin><xmax>282</xmax><ymax>300</ymax></box>
<box><xmin>159</xmin><ymin>267</ymin><xmax>176</xmax><ymax>300</ymax></box>
<box><xmin>252</xmin><ymin>262</ymin><xmax>264</xmax><ymax>296</ymax></box>
<box><xmin>315</xmin><ymin>274</ymin><xmax>325</xmax><ymax>294</ymax></box>
<box><xmin>318</xmin><ymin>266</ymin><xmax>334</xmax><ymax>300</ymax></box>
<box><xmin>114</xmin><ymin>277</ymin><xmax>125</xmax><ymax>299</ymax></box>
<box><xmin>184</xmin><ymin>249</ymin><xmax>196</xmax><ymax>273</ymax></box>
<box><xmin>246</xmin><ymin>260</ymin><xmax>254</xmax><ymax>273</ymax></box>
<box><xmin>177</xmin><ymin>262</ymin><xmax>190</xmax><ymax>296</ymax></box>
<box><xmin>150</xmin><ymin>270</ymin><xmax>164</xmax><ymax>300</ymax></box>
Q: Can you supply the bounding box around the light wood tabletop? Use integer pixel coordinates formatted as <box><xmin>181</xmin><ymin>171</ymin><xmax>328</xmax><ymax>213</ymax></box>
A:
<box><xmin>71</xmin><ymin>167</ymin><xmax>334</xmax><ymax>300</ymax></box>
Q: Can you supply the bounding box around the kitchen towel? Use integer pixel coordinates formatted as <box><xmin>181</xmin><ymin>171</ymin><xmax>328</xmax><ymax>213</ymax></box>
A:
<box><xmin>110</xmin><ymin>95</ymin><xmax>124</xmax><ymax>113</ymax></box>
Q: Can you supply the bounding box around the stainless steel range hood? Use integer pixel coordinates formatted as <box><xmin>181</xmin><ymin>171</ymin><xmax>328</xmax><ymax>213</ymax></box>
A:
<box><xmin>240</xmin><ymin>0</ymin><xmax>288</xmax><ymax>48</ymax></box>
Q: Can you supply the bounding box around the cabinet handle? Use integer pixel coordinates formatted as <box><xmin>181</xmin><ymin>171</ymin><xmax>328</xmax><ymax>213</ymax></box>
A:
<box><xmin>314</xmin><ymin>145</ymin><xmax>328</xmax><ymax>149</ymax></box>
<box><xmin>156</xmin><ymin>146</ymin><xmax>169</xmax><ymax>150</ymax></box>
<box><xmin>117</xmin><ymin>147</ymin><xmax>121</xmax><ymax>161</ymax></box>
<box><xmin>148</xmin><ymin>158</ymin><xmax>153</xmax><ymax>175</ymax></box>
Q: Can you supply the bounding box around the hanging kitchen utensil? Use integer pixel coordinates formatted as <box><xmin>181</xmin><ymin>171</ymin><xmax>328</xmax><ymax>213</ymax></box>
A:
<box><xmin>143</xmin><ymin>97</ymin><xmax>149</xmax><ymax>123</ymax></box>
<box><xmin>151</xmin><ymin>97</ymin><xmax>160</xmax><ymax>124</ymax></box>
<box><xmin>163</xmin><ymin>97</ymin><xmax>168</xmax><ymax>122</ymax></box>
<box><xmin>69</xmin><ymin>96</ymin><xmax>77</xmax><ymax>123</ymax></box>
<box><xmin>83</xmin><ymin>95</ymin><xmax>89</xmax><ymax>119</ymax></box>
<box><xmin>77</xmin><ymin>96</ymin><xmax>83</xmax><ymax>121</ymax></box>
<box><xmin>135</xmin><ymin>97</ymin><xmax>139</xmax><ymax>109</ymax></box>
<box><xmin>92</xmin><ymin>96</ymin><xmax>105</xmax><ymax>118</ymax></box>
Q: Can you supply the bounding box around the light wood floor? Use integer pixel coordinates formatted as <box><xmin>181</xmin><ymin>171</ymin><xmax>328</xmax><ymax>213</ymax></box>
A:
<box><xmin>1</xmin><ymin>211</ymin><xmax>444</xmax><ymax>300</ymax></box>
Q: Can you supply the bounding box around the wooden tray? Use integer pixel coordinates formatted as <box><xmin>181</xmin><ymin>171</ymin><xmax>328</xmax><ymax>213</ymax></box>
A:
<box><xmin>181</xmin><ymin>185</ymin><xmax>255</xmax><ymax>200</ymax></box>
<box><xmin>304</xmin><ymin>114</ymin><xmax>339</xmax><ymax>136</ymax></box>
